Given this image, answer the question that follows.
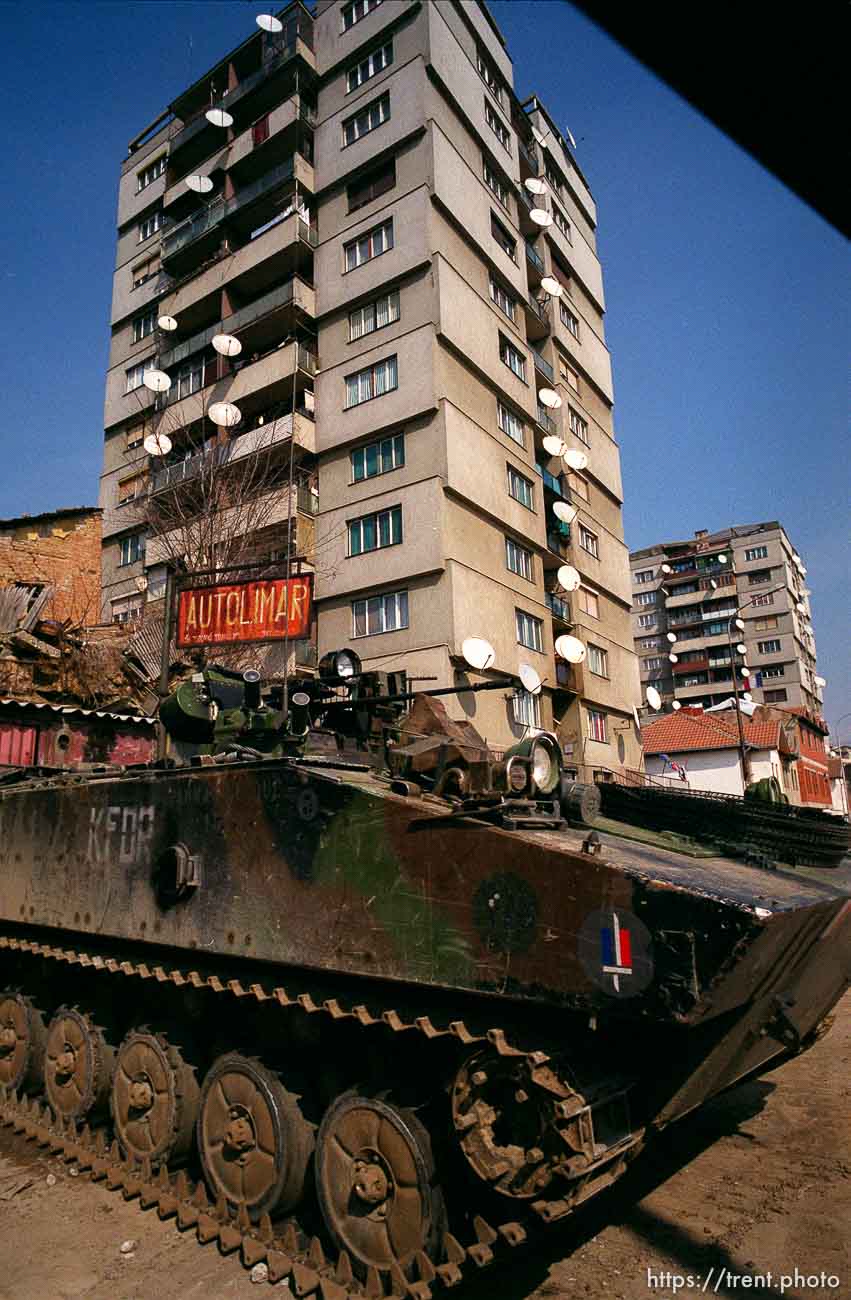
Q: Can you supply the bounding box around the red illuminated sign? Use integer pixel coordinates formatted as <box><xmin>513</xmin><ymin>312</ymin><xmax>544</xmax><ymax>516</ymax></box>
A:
<box><xmin>176</xmin><ymin>575</ymin><xmax>313</xmax><ymax>648</ymax></box>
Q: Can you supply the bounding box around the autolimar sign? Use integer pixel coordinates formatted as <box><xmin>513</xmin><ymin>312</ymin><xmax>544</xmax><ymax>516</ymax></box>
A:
<box><xmin>176</xmin><ymin>575</ymin><xmax>313</xmax><ymax>647</ymax></box>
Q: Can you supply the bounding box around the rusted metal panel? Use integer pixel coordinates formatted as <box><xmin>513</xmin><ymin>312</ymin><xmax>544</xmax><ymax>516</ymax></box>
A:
<box><xmin>176</xmin><ymin>576</ymin><xmax>313</xmax><ymax>648</ymax></box>
<box><xmin>0</xmin><ymin>722</ymin><xmax>36</xmax><ymax>767</ymax></box>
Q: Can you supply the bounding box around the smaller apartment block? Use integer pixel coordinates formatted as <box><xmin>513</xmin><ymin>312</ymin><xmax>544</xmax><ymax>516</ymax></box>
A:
<box><xmin>630</xmin><ymin>522</ymin><xmax>823</xmax><ymax>715</ymax></box>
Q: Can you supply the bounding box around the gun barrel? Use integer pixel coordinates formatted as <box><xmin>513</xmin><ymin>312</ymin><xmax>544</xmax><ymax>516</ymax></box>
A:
<box><xmin>352</xmin><ymin>678</ymin><xmax>516</xmax><ymax>708</ymax></box>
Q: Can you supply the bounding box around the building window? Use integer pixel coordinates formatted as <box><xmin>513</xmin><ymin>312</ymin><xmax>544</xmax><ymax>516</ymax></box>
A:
<box><xmin>491</xmin><ymin>213</ymin><xmax>516</xmax><ymax>261</ymax></box>
<box><xmin>745</xmin><ymin>545</ymin><xmax>768</xmax><ymax>561</ymax></box>
<box><xmin>763</xmin><ymin>666</ymin><xmax>785</xmax><ymax>679</ymax></box>
<box><xmin>342</xmin><ymin>91</ymin><xmax>390</xmax><ymax>146</ymax></box>
<box><xmin>754</xmin><ymin>616</ymin><xmax>778</xmax><ymax>631</ymax></box>
<box><xmin>634</xmin><ymin>590</ymin><xmax>656</xmax><ymax>606</ymax></box>
<box><xmin>588</xmin><ymin>644</ymin><xmax>609</xmax><ymax>677</ymax></box>
<box><xmin>513</xmin><ymin>689</ymin><xmax>541</xmax><ymax>729</ymax></box>
<box><xmin>118</xmin><ymin>532</ymin><xmax>145</xmax><ymax>566</ymax></box>
<box><xmin>552</xmin><ymin>203</ymin><xmax>572</xmax><ymax>242</ymax></box>
<box><xmin>566</xmin><ymin>470</ymin><xmax>588</xmax><ymax>501</ymax></box>
<box><xmin>117</xmin><ymin>473</ymin><xmax>146</xmax><ymax>504</ymax></box>
<box><xmin>749</xmin><ymin>569</ymin><xmax>772</xmax><ymax>585</ymax></box>
<box><xmin>176</xmin><ymin>355</ymin><xmax>208</xmax><ymax>399</ymax></box>
<box><xmin>579</xmin><ymin>525</ymin><xmax>599</xmax><ymax>559</ymax></box>
<box><xmin>351</xmin><ymin>432</ymin><xmax>405</xmax><ymax>482</ymax></box>
<box><xmin>560</xmin><ymin>359</ymin><xmax>579</xmax><ymax>392</ymax></box>
<box><xmin>345</xmin><ymin>218</ymin><xmax>394</xmax><ymax>270</ymax></box>
<box><xmin>499</xmin><ymin>334</ymin><xmax>527</xmax><ymax>381</ymax></box>
<box><xmin>578</xmin><ymin>586</ymin><xmax>599</xmax><ymax>619</ymax></box>
<box><xmin>637</xmin><ymin>613</ymin><xmax>656</xmax><ymax>628</ymax></box>
<box><xmin>345</xmin><ymin>355</ymin><xmax>398</xmax><ymax>407</ymax></box>
<box><xmin>349</xmin><ymin>289</ymin><xmax>400</xmax><ymax>341</ymax></box>
<box><xmin>125</xmin><ymin>359</ymin><xmax>153</xmax><ymax>393</ymax></box>
<box><xmin>489</xmin><ymin>276</ymin><xmax>516</xmax><ymax>321</ymax></box>
<box><xmin>111</xmin><ymin>595</ymin><xmax>143</xmax><ymax>625</ymax></box>
<box><xmin>132</xmin><ymin>309</ymin><xmax>157</xmax><ymax>343</ymax></box>
<box><xmin>348</xmin><ymin>505</ymin><xmax>402</xmax><ymax>556</ymax></box>
<box><xmin>638</xmin><ymin>636</ymin><xmax>660</xmax><ymax>649</ymax></box>
<box><xmin>138</xmin><ymin>209</ymin><xmax>163</xmax><ymax>243</ymax></box>
<box><xmin>136</xmin><ymin>155</ymin><xmax>166</xmax><ymax>192</ymax></box>
<box><xmin>132</xmin><ymin>254</ymin><xmax>160</xmax><ymax>288</ymax></box>
<box><xmin>764</xmin><ymin>688</ymin><xmax>788</xmax><ymax>703</ymax></box>
<box><xmin>758</xmin><ymin>638</ymin><xmax>782</xmax><ymax>654</ymax></box>
<box><xmin>342</xmin><ymin>0</ymin><xmax>383</xmax><ymax>31</ymax></box>
<box><xmin>125</xmin><ymin>422</ymin><xmax>145</xmax><ymax>450</ymax></box>
<box><xmin>516</xmin><ymin>609</ymin><xmax>544</xmax><ymax>652</ymax></box>
<box><xmin>643</xmin><ymin>656</ymin><xmax>664</xmax><ymax>671</ymax></box>
<box><xmin>497</xmin><ymin>401</ymin><xmax>525</xmax><ymax>446</ymax></box>
<box><xmin>347</xmin><ymin>40</ymin><xmax>393</xmax><ymax>92</ymax></box>
<box><xmin>477</xmin><ymin>49</ymin><xmax>504</xmax><ymax>104</ymax></box>
<box><xmin>483</xmin><ymin>158</ymin><xmax>510</xmax><ymax>208</ymax></box>
<box><xmin>587</xmin><ymin>708</ymin><xmax>607</xmax><ymax>743</ymax></box>
<box><xmin>507</xmin><ymin>465</ymin><xmax>534</xmax><ymax>509</ymax></box>
<box><xmin>506</xmin><ymin>536</ymin><xmax>534</xmax><ymax>580</ymax></box>
<box><xmin>560</xmin><ymin>302</ymin><xmax>580</xmax><ymax>338</ymax></box>
<box><xmin>751</xmin><ymin>591</ymin><xmax>774</xmax><ymax>607</ymax></box>
<box><xmin>347</xmin><ymin>158</ymin><xmax>396</xmax><ymax>211</ymax></box>
<box><xmin>568</xmin><ymin>407</ymin><xmax>589</xmax><ymax>444</ymax></box>
<box><xmin>634</xmin><ymin>569</ymin><xmax>654</xmax><ymax>584</ymax></box>
<box><xmin>484</xmin><ymin>98</ymin><xmax>510</xmax><ymax>150</ymax></box>
<box><xmin>352</xmin><ymin>588</ymin><xmax>408</xmax><ymax>637</ymax></box>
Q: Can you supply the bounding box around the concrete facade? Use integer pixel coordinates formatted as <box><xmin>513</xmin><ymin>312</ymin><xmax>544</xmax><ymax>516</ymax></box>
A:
<box><xmin>630</xmin><ymin>522</ymin><xmax>824</xmax><ymax>717</ymax></box>
<box><xmin>98</xmin><ymin>0</ymin><xmax>641</xmax><ymax>763</ymax></box>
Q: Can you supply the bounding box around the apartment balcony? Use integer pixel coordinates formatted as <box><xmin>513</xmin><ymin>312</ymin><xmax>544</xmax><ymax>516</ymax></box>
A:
<box><xmin>544</xmin><ymin>529</ymin><xmax>571</xmax><ymax>570</ymax></box>
<box><xmin>535</xmin><ymin>404</ymin><xmax>557</xmax><ymax>434</ymax></box>
<box><xmin>538</xmin><ymin>464</ymin><xmax>565</xmax><ymax>496</ymax></box>
<box><xmin>161</xmin><ymin>213</ymin><xmax>316</xmax><ymax>333</ymax></box>
<box><xmin>144</xmin><ymin>481</ymin><xmax>315</xmax><ymax>570</ymax></box>
<box><xmin>518</xmin><ymin>138</ymin><xmax>540</xmax><ymax>175</ymax></box>
<box><xmin>672</xmin><ymin>657</ymin><xmax>708</xmax><ymax>674</ymax></box>
<box><xmin>159</xmin><ymin>276</ymin><xmax>315</xmax><ymax>373</ymax></box>
<box><xmin>531</xmin><ymin>346</ymin><xmax>554</xmax><ymax>384</ymax></box>
<box><xmin>665</xmin><ymin>587</ymin><xmax>703</xmax><ymax>609</ymax></box>
<box><xmin>674</xmin><ymin>679</ymin><xmax>716</xmax><ymax>701</ymax></box>
<box><xmin>156</xmin><ymin>340</ymin><xmax>317</xmax><ymax>432</ymax></box>
<box><xmin>161</xmin><ymin>154</ymin><xmax>314</xmax><ymax>277</ymax></box>
<box><xmin>672</xmin><ymin>630</ymin><xmax>731</xmax><ymax>654</ymax></box>
<box><xmin>148</xmin><ymin>411</ymin><xmax>315</xmax><ymax>497</ymax></box>
<box><xmin>545</xmin><ymin>590</ymin><xmax>571</xmax><ymax>623</ymax></box>
<box><xmin>522</xmin><ymin>291</ymin><xmax>550</xmax><ymax>343</ymax></box>
<box><xmin>555</xmin><ymin>659</ymin><xmax>583</xmax><ymax>694</ymax></box>
<box><xmin>525</xmin><ymin>238</ymin><xmax>545</xmax><ymax>276</ymax></box>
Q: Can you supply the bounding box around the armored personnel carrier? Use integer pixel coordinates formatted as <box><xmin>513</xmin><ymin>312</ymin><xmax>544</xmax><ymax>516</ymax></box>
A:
<box><xmin>1</xmin><ymin>653</ymin><xmax>848</xmax><ymax>1298</ymax></box>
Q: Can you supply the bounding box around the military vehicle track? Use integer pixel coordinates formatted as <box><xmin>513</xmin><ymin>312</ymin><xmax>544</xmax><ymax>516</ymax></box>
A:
<box><xmin>0</xmin><ymin>934</ymin><xmax>642</xmax><ymax>1298</ymax></box>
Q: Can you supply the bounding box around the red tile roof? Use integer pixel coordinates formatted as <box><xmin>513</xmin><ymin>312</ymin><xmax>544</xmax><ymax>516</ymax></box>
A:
<box><xmin>642</xmin><ymin>707</ymin><xmax>782</xmax><ymax>755</ymax></box>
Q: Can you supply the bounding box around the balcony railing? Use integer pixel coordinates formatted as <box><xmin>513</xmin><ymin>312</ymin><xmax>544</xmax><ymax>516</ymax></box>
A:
<box><xmin>545</xmin><ymin>591</ymin><xmax>571</xmax><ymax>621</ymax></box>
<box><xmin>531</xmin><ymin>347</ymin><xmax>554</xmax><ymax>382</ymax></box>
<box><xmin>518</xmin><ymin>139</ymin><xmax>539</xmax><ymax>174</ymax></box>
<box><xmin>150</xmin><ymin>413</ymin><xmax>312</xmax><ymax>495</ymax></box>
<box><xmin>162</xmin><ymin>158</ymin><xmax>300</xmax><ymax>259</ymax></box>
<box><xmin>160</xmin><ymin>276</ymin><xmax>310</xmax><ymax>371</ymax></box>
<box><xmin>536</xmin><ymin>405</ymin><xmax>556</xmax><ymax>433</ymax></box>
<box><xmin>297</xmin><ymin>483</ymin><xmax>318</xmax><ymax>515</ymax></box>
<box><xmin>538</xmin><ymin>465</ymin><xmax>565</xmax><ymax>496</ymax></box>
<box><xmin>525</xmin><ymin>292</ymin><xmax>548</xmax><ymax>323</ymax></box>
<box><xmin>525</xmin><ymin>239</ymin><xmax>544</xmax><ymax>272</ymax></box>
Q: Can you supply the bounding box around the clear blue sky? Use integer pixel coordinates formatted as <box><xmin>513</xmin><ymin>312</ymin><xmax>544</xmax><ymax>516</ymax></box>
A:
<box><xmin>1</xmin><ymin>2</ymin><xmax>847</xmax><ymax>729</ymax></box>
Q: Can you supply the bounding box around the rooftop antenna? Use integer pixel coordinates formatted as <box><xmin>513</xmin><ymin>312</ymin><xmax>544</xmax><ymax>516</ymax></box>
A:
<box><xmin>565</xmin><ymin>125</ymin><xmax>578</xmax><ymax>150</ymax></box>
<box><xmin>461</xmin><ymin>637</ymin><xmax>496</xmax><ymax>672</ymax></box>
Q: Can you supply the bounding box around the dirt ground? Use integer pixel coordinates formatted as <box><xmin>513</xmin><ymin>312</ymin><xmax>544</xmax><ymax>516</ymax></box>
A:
<box><xmin>0</xmin><ymin>995</ymin><xmax>848</xmax><ymax>1300</ymax></box>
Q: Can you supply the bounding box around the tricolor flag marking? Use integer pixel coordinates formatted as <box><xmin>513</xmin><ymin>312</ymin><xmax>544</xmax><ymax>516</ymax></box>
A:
<box><xmin>601</xmin><ymin>912</ymin><xmax>633</xmax><ymax>992</ymax></box>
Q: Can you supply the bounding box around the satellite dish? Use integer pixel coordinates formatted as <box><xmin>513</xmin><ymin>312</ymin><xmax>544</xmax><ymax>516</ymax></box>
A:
<box><xmin>206</xmin><ymin>107</ymin><xmax>233</xmax><ymax>129</ymax></box>
<box><xmin>709</xmin><ymin>579</ymin><xmax>718</xmax><ymax>590</ymax></box>
<box><xmin>666</xmin><ymin>632</ymin><xmax>677</xmax><ymax>644</ymax></box>
<box><xmin>553</xmin><ymin>500</ymin><xmax>578</xmax><ymax>525</ymax></box>
<box><xmin>542</xmin><ymin>434</ymin><xmax>565</xmax><ymax>456</ymax></box>
<box><xmin>557</xmin><ymin>565</ymin><xmax>581</xmax><ymax>591</ymax></box>
<box><xmin>158</xmin><ymin>315</ymin><xmax>178</xmax><ymax>332</ymax></box>
<box><xmin>540</xmin><ymin>276</ymin><xmax>563</xmax><ymax>298</ymax></box>
<box><xmin>142</xmin><ymin>368</ymin><xmax>171</xmax><ymax>393</ymax></box>
<box><xmin>532</xmin><ymin>126</ymin><xmax>547</xmax><ymax>147</ymax></box>
<box><xmin>530</xmin><ymin>208</ymin><xmax>552</xmax><ymax>227</ymax></box>
<box><xmin>208</xmin><ymin>401</ymin><xmax>242</xmax><ymax>427</ymax></box>
<box><xmin>143</xmin><ymin>432</ymin><xmax>172</xmax><ymax>457</ymax></box>
<box><xmin>718</xmin><ymin>552</ymin><xmax>728</xmax><ymax>563</ymax></box>
<box><xmin>795</xmin><ymin>601</ymin><xmax>806</xmax><ymax>613</ymax></box>
<box><xmin>742</xmin><ymin>692</ymin><xmax>753</xmax><ymax>702</ymax></box>
<box><xmin>256</xmin><ymin>13</ymin><xmax>283</xmax><ymax>31</ymax></box>
<box><xmin>671</xmin><ymin>700</ymin><xmax>682</xmax><ymax>711</ymax></box>
<box><xmin>814</xmin><ymin>675</ymin><xmax>827</xmax><ymax>687</ymax></box>
<box><xmin>565</xmin><ymin>125</ymin><xmax>578</xmax><ymax>150</ymax></box>
<box><xmin>524</xmin><ymin>177</ymin><xmax>547</xmax><ymax>195</ymax></box>
<box><xmin>740</xmin><ymin>667</ymin><xmax>751</xmax><ymax>679</ymax></box>
<box><xmin>562</xmin><ymin>448</ymin><xmax>587</xmax><ymax>471</ymax></box>
<box><xmin>632</xmin><ymin>705</ymin><xmax>642</xmax><ymax>732</ymax></box>
<box><xmin>555</xmin><ymin>634</ymin><xmax>585</xmax><ymax>664</ymax></box>
<box><xmin>538</xmin><ymin>387</ymin><xmax>562</xmax><ymax>409</ymax></box>
<box><xmin>519</xmin><ymin>663</ymin><xmax>542</xmax><ymax>695</ymax></box>
<box><xmin>646</xmin><ymin>686</ymin><xmax>662</xmax><ymax>711</ymax></box>
<box><xmin>734</xmin><ymin>617</ymin><xmax>745</xmax><ymax>631</ymax></box>
<box><xmin>736</xmin><ymin>642</ymin><xmax>747</xmax><ymax>654</ymax></box>
<box><xmin>212</xmin><ymin>333</ymin><xmax>242</xmax><ymax>357</ymax></box>
<box><xmin>186</xmin><ymin>174</ymin><xmax>214</xmax><ymax>194</ymax></box>
<box><xmin>669</xmin><ymin>653</ymin><xmax>678</xmax><ymax>663</ymax></box>
<box><xmin>461</xmin><ymin>637</ymin><xmax>495</xmax><ymax>671</ymax></box>
<box><xmin>661</xmin><ymin>563</ymin><xmax>672</xmax><ymax>574</ymax></box>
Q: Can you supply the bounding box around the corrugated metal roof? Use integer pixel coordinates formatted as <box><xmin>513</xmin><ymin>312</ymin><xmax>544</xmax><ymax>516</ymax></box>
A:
<box><xmin>0</xmin><ymin>698</ymin><xmax>155</xmax><ymax>726</ymax></box>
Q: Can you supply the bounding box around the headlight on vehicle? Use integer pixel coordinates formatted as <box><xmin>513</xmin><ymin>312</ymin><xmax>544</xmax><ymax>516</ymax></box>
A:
<box><xmin>531</xmin><ymin>736</ymin><xmax>560</xmax><ymax>794</ymax></box>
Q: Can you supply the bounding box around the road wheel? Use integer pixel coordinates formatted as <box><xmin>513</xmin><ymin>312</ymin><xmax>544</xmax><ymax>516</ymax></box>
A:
<box><xmin>44</xmin><ymin>1006</ymin><xmax>115</xmax><ymax>1123</ymax></box>
<box><xmin>0</xmin><ymin>991</ymin><xmax>47</xmax><ymax>1094</ymax></box>
<box><xmin>111</xmin><ymin>1029</ymin><xmax>199</xmax><ymax>1166</ymax></box>
<box><xmin>315</xmin><ymin>1093</ymin><xmax>445</xmax><ymax>1279</ymax></box>
<box><xmin>197</xmin><ymin>1053</ymin><xmax>314</xmax><ymax>1221</ymax></box>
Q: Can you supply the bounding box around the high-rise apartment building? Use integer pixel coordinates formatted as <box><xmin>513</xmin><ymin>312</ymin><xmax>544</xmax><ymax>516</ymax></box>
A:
<box><xmin>98</xmin><ymin>0</ymin><xmax>641</xmax><ymax>765</ymax></box>
<box><xmin>630</xmin><ymin>522</ymin><xmax>823</xmax><ymax>714</ymax></box>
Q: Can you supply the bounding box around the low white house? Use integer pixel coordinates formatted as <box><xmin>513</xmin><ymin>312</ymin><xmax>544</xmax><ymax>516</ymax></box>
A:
<box><xmin>642</xmin><ymin>707</ymin><xmax>796</xmax><ymax>798</ymax></box>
